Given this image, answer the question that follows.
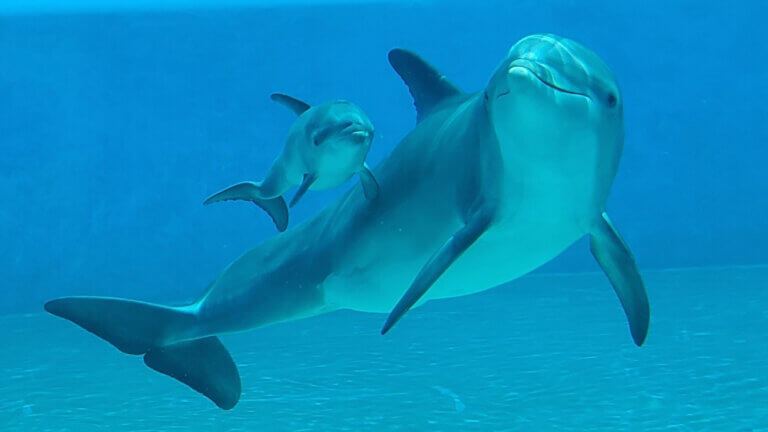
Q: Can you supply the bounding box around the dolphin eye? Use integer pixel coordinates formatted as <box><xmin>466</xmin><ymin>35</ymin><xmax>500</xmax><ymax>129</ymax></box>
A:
<box><xmin>607</xmin><ymin>93</ymin><xmax>617</xmax><ymax>108</ymax></box>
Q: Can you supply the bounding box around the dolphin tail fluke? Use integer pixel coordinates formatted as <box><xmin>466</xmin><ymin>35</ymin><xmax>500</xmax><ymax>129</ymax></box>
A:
<box><xmin>144</xmin><ymin>336</ymin><xmax>241</xmax><ymax>410</ymax></box>
<box><xmin>44</xmin><ymin>297</ymin><xmax>241</xmax><ymax>410</ymax></box>
<box><xmin>204</xmin><ymin>181</ymin><xmax>289</xmax><ymax>232</ymax></box>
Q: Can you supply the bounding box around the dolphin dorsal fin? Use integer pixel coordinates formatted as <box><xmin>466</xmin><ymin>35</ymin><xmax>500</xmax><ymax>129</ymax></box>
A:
<box><xmin>388</xmin><ymin>48</ymin><xmax>463</xmax><ymax>122</ymax></box>
<box><xmin>270</xmin><ymin>93</ymin><xmax>311</xmax><ymax>115</ymax></box>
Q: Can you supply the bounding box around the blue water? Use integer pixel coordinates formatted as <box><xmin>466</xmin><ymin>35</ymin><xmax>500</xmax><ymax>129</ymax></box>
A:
<box><xmin>1</xmin><ymin>0</ymin><xmax>767</xmax><ymax>430</ymax></box>
<box><xmin>4</xmin><ymin>267</ymin><xmax>768</xmax><ymax>430</ymax></box>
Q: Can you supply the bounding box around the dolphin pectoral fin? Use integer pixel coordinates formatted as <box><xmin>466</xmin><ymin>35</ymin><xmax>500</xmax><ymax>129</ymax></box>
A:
<box><xmin>590</xmin><ymin>212</ymin><xmax>650</xmax><ymax>346</ymax></box>
<box><xmin>358</xmin><ymin>164</ymin><xmax>379</xmax><ymax>200</ymax></box>
<box><xmin>290</xmin><ymin>173</ymin><xmax>317</xmax><ymax>208</ymax></box>
<box><xmin>382</xmin><ymin>208</ymin><xmax>494</xmax><ymax>334</ymax></box>
<box><xmin>204</xmin><ymin>182</ymin><xmax>289</xmax><ymax>232</ymax></box>
<box><xmin>270</xmin><ymin>93</ymin><xmax>311</xmax><ymax>115</ymax></box>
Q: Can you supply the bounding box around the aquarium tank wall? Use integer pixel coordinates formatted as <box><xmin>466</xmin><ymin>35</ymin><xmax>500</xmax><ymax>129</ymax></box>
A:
<box><xmin>1</xmin><ymin>0</ymin><xmax>766</xmax><ymax>430</ymax></box>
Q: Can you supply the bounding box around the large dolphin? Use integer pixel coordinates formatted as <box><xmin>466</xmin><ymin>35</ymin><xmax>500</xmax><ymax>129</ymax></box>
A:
<box><xmin>44</xmin><ymin>34</ymin><xmax>649</xmax><ymax>410</ymax></box>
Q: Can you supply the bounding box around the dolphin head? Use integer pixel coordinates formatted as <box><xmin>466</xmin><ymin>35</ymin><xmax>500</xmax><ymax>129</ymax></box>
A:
<box><xmin>308</xmin><ymin>101</ymin><xmax>375</xmax><ymax>150</ymax></box>
<box><xmin>485</xmin><ymin>34</ymin><xmax>623</xmax><ymax>174</ymax></box>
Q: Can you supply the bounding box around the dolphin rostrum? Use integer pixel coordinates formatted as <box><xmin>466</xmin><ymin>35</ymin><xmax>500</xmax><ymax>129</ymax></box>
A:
<box><xmin>204</xmin><ymin>94</ymin><xmax>378</xmax><ymax>231</ymax></box>
<box><xmin>45</xmin><ymin>34</ymin><xmax>649</xmax><ymax>410</ymax></box>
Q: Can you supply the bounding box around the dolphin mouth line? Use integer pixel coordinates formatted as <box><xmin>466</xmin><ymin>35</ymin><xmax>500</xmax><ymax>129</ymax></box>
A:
<box><xmin>339</xmin><ymin>124</ymin><xmax>373</xmax><ymax>139</ymax></box>
<box><xmin>345</xmin><ymin>128</ymin><xmax>373</xmax><ymax>138</ymax></box>
<box><xmin>509</xmin><ymin>65</ymin><xmax>590</xmax><ymax>99</ymax></box>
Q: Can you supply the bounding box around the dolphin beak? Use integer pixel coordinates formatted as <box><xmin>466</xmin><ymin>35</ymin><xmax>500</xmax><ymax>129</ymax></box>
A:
<box><xmin>507</xmin><ymin>66</ymin><xmax>532</xmax><ymax>78</ymax></box>
<box><xmin>507</xmin><ymin>59</ymin><xmax>589</xmax><ymax>99</ymax></box>
<box><xmin>342</xmin><ymin>124</ymin><xmax>374</xmax><ymax>142</ymax></box>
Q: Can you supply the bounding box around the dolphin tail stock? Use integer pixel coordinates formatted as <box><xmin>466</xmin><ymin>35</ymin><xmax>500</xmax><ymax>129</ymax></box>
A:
<box><xmin>44</xmin><ymin>297</ymin><xmax>241</xmax><ymax>410</ymax></box>
<box><xmin>204</xmin><ymin>181</ymin><xmax>289</xmax><ymax>232</ymax></box>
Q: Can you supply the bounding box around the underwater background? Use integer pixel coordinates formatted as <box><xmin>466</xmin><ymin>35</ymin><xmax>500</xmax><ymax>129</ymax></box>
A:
<box><xmin>1</xmin><ymin>0</ymin><xmax>766</xmax><ymax>430</ymax></box>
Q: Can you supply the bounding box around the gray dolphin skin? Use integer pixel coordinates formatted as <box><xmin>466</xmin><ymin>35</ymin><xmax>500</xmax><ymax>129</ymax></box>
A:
<box><xmin>203</xmin><ymin>94</ymin><xmax>378</xmax><ymax>232</ymax></box>
<box><xmin>44</xmin><ymin>34</ymin><xmax>650</xmax><ymax>410</ymax></box>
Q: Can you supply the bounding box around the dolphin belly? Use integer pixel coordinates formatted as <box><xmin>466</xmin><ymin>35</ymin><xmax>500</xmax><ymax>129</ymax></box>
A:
<box><xmin>323</xmin><ymin>161</ymin><xmax>599</xmax><ymax>312</ymax></box>
<box><xmin>427</xmin><ymin>214</ymin><xmax>584</xmax><ymax>301</ymax></box>
<box><xmin>427</xmin><ymin>162</ymin><xmax>605</xmax><ymax>301</ymax></box>
<box><xmin>322</xmin><ymin>204</ymin><xmax>585</xmax><ymax>313</ymax></box>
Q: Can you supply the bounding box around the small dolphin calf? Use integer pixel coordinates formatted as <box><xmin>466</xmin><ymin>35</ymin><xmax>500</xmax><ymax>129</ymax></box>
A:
<box><xmin>45</xmin><ymin>34</ymin><xmax>650</xmax><ymax>410</ymax></box>
<box><xmin>204</xmin><ymin>94</ymin><xmax>378</xmax><ymax>231</ymax></box>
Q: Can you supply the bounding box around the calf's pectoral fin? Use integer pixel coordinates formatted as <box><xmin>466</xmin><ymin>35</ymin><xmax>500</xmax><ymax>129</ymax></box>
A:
<box><xmin>290</xmin><ymin>173</ymin><xmax>317</xmax><ymax>207</ymax></box>
<box><xmin>589</xmin><ymin>212</ymin><xmax>650</xmax><ymax>346</ymax></box>
<box><xmin>381</xmin><ymin>207</ymin><xmax>495</xmax><ymax>334</ymax></box>
<box><xmin>203</xmin><ymin>181</ymin><xmax>289</xmax><ymax>232</ymax></box>
<box><xmin>358</xmin><ymin>163</ymin><xmax>379</xmax><ymax>200</ymax></box>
